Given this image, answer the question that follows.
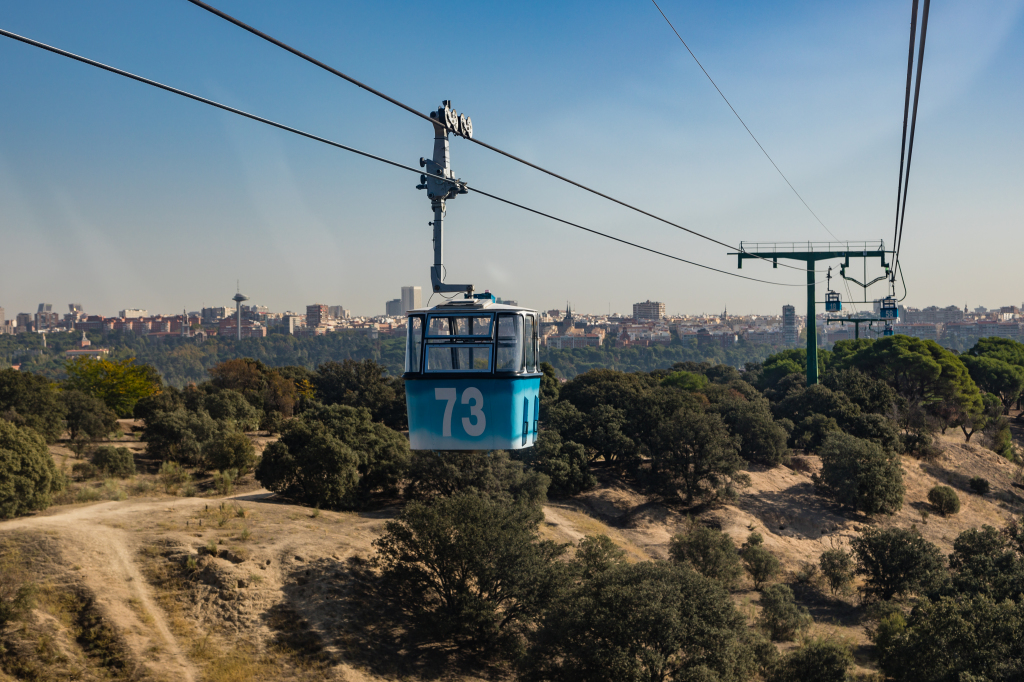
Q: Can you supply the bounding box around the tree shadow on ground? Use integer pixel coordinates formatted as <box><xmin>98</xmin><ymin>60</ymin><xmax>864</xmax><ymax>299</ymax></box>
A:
<box><xmin>265</xmin><ymin>555</ymin><xmax>507</xmax><ymax>681</ymax></box>
<box><xmin>739</xmin><ymin>482</ymin><xmax>861</xmax><ymax>541</ymax></box>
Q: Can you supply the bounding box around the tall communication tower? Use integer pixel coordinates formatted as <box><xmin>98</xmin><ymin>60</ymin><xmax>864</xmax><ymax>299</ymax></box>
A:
<box><xmin>232</xmin><ymin>283</ymin><xmax>248</xmax><ymax>341</ymax></box>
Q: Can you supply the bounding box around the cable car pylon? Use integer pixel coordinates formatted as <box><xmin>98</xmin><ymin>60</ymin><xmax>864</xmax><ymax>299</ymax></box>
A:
<box><xmin>730</xmin><ymin>241</ymin><xmax>891</xmax><ymax>385</ymax></box>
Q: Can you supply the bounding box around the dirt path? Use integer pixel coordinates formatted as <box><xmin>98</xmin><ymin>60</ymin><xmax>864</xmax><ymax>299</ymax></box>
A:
<box><xmin>0</xmin><ymin>492</ymin><xmax>271</xmax><ymax>682</ymax></box>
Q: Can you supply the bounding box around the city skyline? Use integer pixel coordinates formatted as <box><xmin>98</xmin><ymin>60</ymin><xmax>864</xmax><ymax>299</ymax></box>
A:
<box><xmin>1</xmin><ymin>1</ymin><xmax>1022</xmax><ymax>317</ymax></box>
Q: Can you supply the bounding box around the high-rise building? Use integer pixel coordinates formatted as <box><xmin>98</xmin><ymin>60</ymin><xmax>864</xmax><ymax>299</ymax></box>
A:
<box><xmin>401</xmin><ymin>286</ymin><xmax>422</xmax><ymax>314</ymax></box>
<box><xmin>633</xmin><ymin>300</ymin><xmax>666</xmax><ymax>321</ymax></box>
<box><xmin>306</xmin><ymin>304</ymin><xmax>328</xmax><ymax>328</ymax></box>
<box><xmin>328</xmin><ymin>305</ymin><xmax>349</xmax><ymax>320</ymax></box>
<box><xmin>386</xmin><ymin>299</ymin><xmax>403</xmax><ymax>317</ymax></box>
<box><xmin>0</xmin><ymin>307</ymin><xmax>4</xmax><ymax>334</ymax></box>
<box><xmin>16</xmin><ymin>312</ymin><xmax>32</xmax><ymax>333</ymax></box>
<box><xmin>783</xmin><ymin>305</ymin><xmax>799</xmax><ymax>345</ymax></box>
<box><xmin>35</xmin><ymin>303</ymin><xmax>58</xmax><ymax>330</ymax></box>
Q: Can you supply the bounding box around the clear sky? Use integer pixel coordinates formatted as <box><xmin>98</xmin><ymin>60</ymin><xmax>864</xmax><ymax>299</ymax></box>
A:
<box><xmin>1</xmin><ymin>0</ymin><xmax>1021</xmax><ymax>318</ymax></box>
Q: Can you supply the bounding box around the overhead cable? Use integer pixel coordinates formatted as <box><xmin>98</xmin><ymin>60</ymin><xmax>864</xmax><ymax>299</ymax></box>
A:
<box><xmin>649</xmin><ymin>0</ymin><xmax>841</xmax><ymax>243</ymax></box>
<box><xmin>0</xmin><ymin>27</ymin><xmax>807</xmax><ymax>288</ymax></box>
<box><xmin>182</xmin><ymin>0</ymin><xmax>818</xmax><ymax>274</ymax></box>
<box><xmin>892</xmin><ymin>0</ymin><xmax>930</xmax><ymax>279</ymax></box>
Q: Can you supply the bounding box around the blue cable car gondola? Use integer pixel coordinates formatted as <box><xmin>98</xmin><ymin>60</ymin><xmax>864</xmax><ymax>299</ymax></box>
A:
<box><xmin>404</xmin><ymin>294</ymin><xmax>541</xmax><ymax>450</ymax></box>
<box><xmin>879</xmin><ymin>296</ymin><xmax>899</xmax><ymax>320</ymax></box>
<box><xmin>882</xmin><ymin>322</ymin><xmax>895</xmax><ymax>337</ymax></box>
<box><xmin>824</xmin><ymin>267</ymin><xmax>842</xmax><ymax>312</ymax></box>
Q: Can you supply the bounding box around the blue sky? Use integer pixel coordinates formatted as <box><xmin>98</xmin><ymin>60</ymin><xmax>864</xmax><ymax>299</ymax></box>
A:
<box><xmin>1</xmin><ymin>0</ymin><xmax>1021</xmax><ymax>318</ymax></box>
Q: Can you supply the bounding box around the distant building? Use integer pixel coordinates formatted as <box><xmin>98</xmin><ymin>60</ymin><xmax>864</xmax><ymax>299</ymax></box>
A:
<box><xmin>306</xmin><ymin>304</ymin><xmax>328</xmax><ymax>328</ymax></box>
<box><xmin>633</xmin><ymin>300</ymin><xmax>666</xmax><ymax>321</ymax></box>
<box><xmin>782</xmin><ymin>305</ymin><xmax>799</xmax><ymax>346</ymax></box>
<box><xmin>401</xmin><ymin>286</ymin><xmax>422</xmax><ymax>314</ymax></box>
<box><xmin>201</xmin><ymin>307</ymin><xmax>228</xmax><ymax>325</ymax></box>
<box><xmin>35</xmin><ymin>303</ymin><xmax>58</xmax><ymax>330</ymax></box>
<box><xmin>328</xmin><ymin>305</ymin><xmax>349</xmax><ymax>320</ymax></box>
<box><xmin>385</xmin><ymin>299</ymin><xmax>403</xmax><ymax>317</ymax></box>
<box><xmin>0</xmin><ymin>307</ymin><xmax>4</xmax><ymax>334</ymax></box>
<box><xmin>119</xmin><ymin>309</ymin><xmax>147</xmax><ymax>319</ymax></box>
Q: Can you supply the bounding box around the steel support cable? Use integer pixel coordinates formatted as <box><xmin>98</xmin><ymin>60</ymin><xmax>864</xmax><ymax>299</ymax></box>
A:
<box><xmin>181</xmin><ymin>0</ymin><xmax>821</xmax><ymax>274</ymax></box>
<box><xmin>893</xmin><ymin>0</ymin><xmax>930</xmax><ymax>279</ymax></box>
<box><xmin>649</xmin><ymin>0</ymin><xmax>841</xmax><ymax>243</ymax></box>
<box><xmin>892</xmin><ymin>0</ymin><xmax>919</xmax><ymax>278</ymax></box>
<box><xmin>0</xmin><ymin>27</ymin><xmax>808</xmax><ymax>289</ymax></box>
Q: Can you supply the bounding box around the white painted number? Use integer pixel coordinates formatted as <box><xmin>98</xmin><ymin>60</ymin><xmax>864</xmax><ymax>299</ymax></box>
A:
<box><xmin>435</xmin><ymin>388</ymin><xmax>456</xmax><ymax>437</ymax></box>
<box><xmin>461</xmin><ymin>387</ymin><xmax>486</xmax><ymax>437</ymax></box>
<box><xmin>435</xmin><ymin>387</ymin><xmax>486</xmax><ymax>438</ymax></box>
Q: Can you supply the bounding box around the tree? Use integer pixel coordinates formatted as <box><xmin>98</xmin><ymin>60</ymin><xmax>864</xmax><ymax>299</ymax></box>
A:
<box><xmin>960</xmin><ymin>355</ymin><xmax>1024</xmax><ymax>414</ymax></box>
<box><xmin>969</xmin><ymin>337</ymin><xmax>1024</xmax><ymax>369</ymax></box>
<box><xmin>524</xmin><ymin>431</ymin><xmax>595</xmax><ymax>496</ymax></box>
<box><xmin>834</xmin><ymin>336</ymin><xmax>982</xmax><ymax>423</ymax></box>
<box><xmin>405</xmin><ymin>449</ymin><xmax>548</xmax><ymax>507</ymax></box>
<box><xmin>928</xmin><ymin>485</ymin><xmax>960</xmax><ymax>516</ymax></box>
<box><xmin>851</xmin><ymin>526</ymin><xmax>945</xmax><ymax>600</ymax></box>
<box><xmin>874</xmin><ymin>594</ymin><xmax>1024</xmax><ymax>682</ymax></box>
<box><xmin>204</xmin><ymin>431</ymin><xmax>257</xmax><ymax>474</ymax></box>
<box><xmin>758</xmin><ymin>584</ymin><xmax>812</xmax><ymax>641</ymax></box>
<box><xmin>572</xmin><ymin>535</ymin><xmax>627</xmax><ymax>580</ymax></box>
<box><xmin>256</xmin><ymin>403</ymin><xmax>410</xmax><ymax>508</ymax></box>
<box><xmin>203</xmin><ymin>389</ymin><xmax>262</xmax><ymax>431</ymax></box>
<box><xmin>649</xmin><ymin>407</ymin><xmax>745</xmax><ymax>505</ymax></box>
<box><xmin>0</xmin><ymin>368</ymin><xmax>66</xmax><ymax>443</ymax></box>
<box><xmin>373</xmin><ymin>493</ymin><xmax>567</xmax><ymax>649</ymax></box>
<box><xmin>539</xmin><ymin>361</ymin><xmax>560</xmax><ymax>420</ymax></box>
<box><xmin>523</xmin><ymin>561</ymin><xmax>758</xmax><ymax>682</ymax></box>
<box><xmin>819</xmin><ymin>547</ymin><xmax>855</xmax><ymax>596</ymax></box>
<box><xmin>822</xmin><ymin>367</ymin><xmax>901</xmax><ymax>416</ymax></box>
<box><xmin>0</xmin><ymin>420</ymin><xmax>64</xmax><ymax>518</ymax></box>
<box><xmin>704</xmin><ymin>382</ymin><xmax>790</xmax><ymax>466</ymax></box>
<box><xmin>742</xmin><ymin>541</ymin><xmax>781</xmax><ymax>590</ymax></box>
<box><xmin>61</xmin><ymin>389</ymin><xmax>119</xmax><ymax>442</ymax></box>
<box><xmin>668</xmin><ymin>524</ymin><xmax>744</xmax><ymax>589</ymax></box>
<box><xmin>312</xmin><ymin>359</ymin><xmax>406</xmax><ymax>429</ymax></box>
<box><xmin>947</xmin><ymin>525</ymin><xmax>1024</xmax><ymax>602</ymax></box>
<box><xmin>91</xmin><ymin>445</ymin><xmax>136</xmax><ymax>478</ymax></box>
<box><xmin>142</xmin><ymin>407</ymin><xmax>224</xmax><ymax>466</ymax></box>
<box><xmin>815</xmin><ymin>432</ymin><xmax>904</xmax><ymax>515</ymax></box>
<box><xmin>660</xmin><ymin>369</ymin><xmax>709</xmax><ymax>392</ymax></box>
<box><xmin>64</xmin><ymin>356</ymin><xmax>161</xmax><ymax>417</ymax></box>
<box><xmin>768</xmin><ymin>637</ymin><xmax>854</xmax><ymax>682</ymax></box>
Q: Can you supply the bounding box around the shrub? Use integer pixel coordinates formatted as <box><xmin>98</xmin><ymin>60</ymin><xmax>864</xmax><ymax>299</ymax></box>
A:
<box><xmin>204</xmin><ymin>431</ymin><xmax>256</xmax><ymax>473</ymax></box>
<box><xmin>969</xmin><ymin>476</ymin><xmax>990</xmax><ymax>495</ymax></box>
<box><xmin>158</xmin><ymin>461</ymin><xmax>190</xmax><ymax>493</ymax></box>
<box><xmin>212</xmin><ymin>469</ymin><xmax>238</xmax><ymax>496</ymax></box>
<box><xmin>928</xmin><ymin>485</ymin><xmax>960</xmax><ymax>516</ymax></box>
<box><xmin>851</xmin><ymin>526</ymin><xmax>945</xmax><ymax>600</ymax></box>
<box><xmin>0</xmin><ymin>420</ymin><xmax>64</xmax><ymax>518</ymax></box>
<box><xmin>0</xmin><ymin>549</ymin><xmax>36</xmax><ymax>633</ymax></box>
<box><xmin>768</xmin><ymin>636</ymin><xmax>854</xmax><ymax>682</ymax></box>
<box><xmin>668</xmin><ymin>524</ymin><xmax>744</xmax><ymax>590</ymax></box>
<box><xmin>815</xmin><ymin>432</ymin><xmax>904</xmax><ymax>515</ymax></box>
<box><xmin>819</xmin><ymin>547</ymin><xmax>855</xmax><ymax>596</ymax></box>
<box><xmin>758</xmin><ymin>584</ymin><xmax>812</xmax><ymax>641</ymax></box>
<box><xmin>72</xmin><ymin>461</ymin><xmax>99</xmax><ymax>480</ymax></box>
<box><xmin>91</xmin><ymin>446</ymin><xmax>136</xmax><ymax>478</ymax></box>
<box><xmin>742</xmin><ymin>542</ymin><xmax>781</xmax><ymax>590</ymax></box>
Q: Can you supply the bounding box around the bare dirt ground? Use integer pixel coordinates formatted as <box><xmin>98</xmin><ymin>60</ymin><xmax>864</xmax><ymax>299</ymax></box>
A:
<box><xmin>2</xmin><ymin>426</ymin><xmax>1021</xmax><ymax>681</ymax></box>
